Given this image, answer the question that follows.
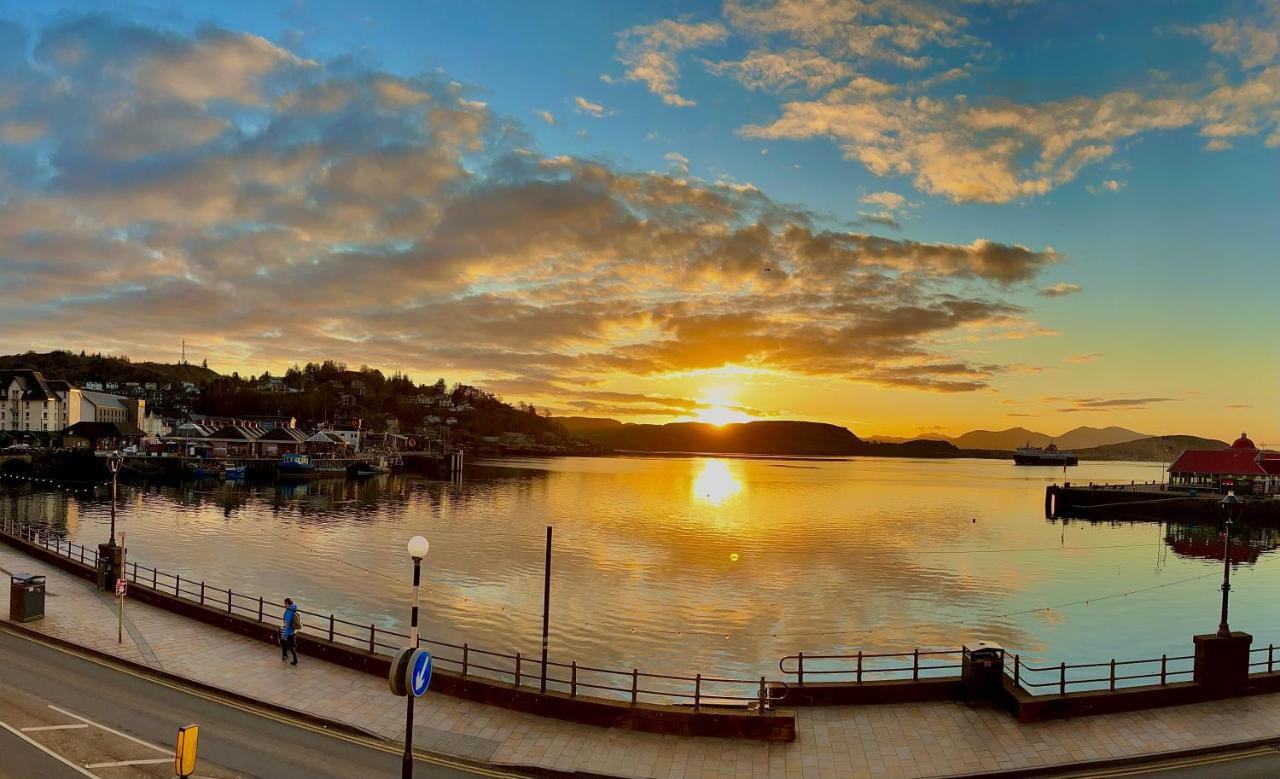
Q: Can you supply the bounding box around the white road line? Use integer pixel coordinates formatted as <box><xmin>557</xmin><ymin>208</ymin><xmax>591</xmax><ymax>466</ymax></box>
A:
<box><xmin>21</xmin><ymin>723</ymin><xmax>90</xmax><ymax>732</ymax></box>
<box><xmin>46</xmin><ymin>704</ymin><xmax>170</xmax><ymax>755</ymax></box>
<box><xmin>0</xmin><ymin>718</ymin><xmax>104</xmax><ymax>779</ymax></box>
<box><xmin>85</xmin><ymin>758</ymin><xmax>172</xmax><ymax>768</ymax></box>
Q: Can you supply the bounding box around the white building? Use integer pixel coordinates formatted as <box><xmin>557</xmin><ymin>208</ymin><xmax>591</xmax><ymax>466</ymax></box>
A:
<box><xmin>1</xmin><ymin>370</ymin><xmax>80</xmax><ymax>432</ymax></box>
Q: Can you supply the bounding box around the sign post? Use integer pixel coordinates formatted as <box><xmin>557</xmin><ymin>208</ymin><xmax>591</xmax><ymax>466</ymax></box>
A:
<box><xmin>174</xmin><ymin>724</ymin><xmax>199</xmax><ymax>778</ymax></box>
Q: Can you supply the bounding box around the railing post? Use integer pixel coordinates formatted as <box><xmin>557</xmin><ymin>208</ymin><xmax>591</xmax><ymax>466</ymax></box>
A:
<box><xmin>132</xmin><ymin>562</ymin><xmax>137</xmax><ymax>582</ymax></box>
<box><xmin>570</xmin><ymin>661</ymin><xmax>577</xmax><ymax>696</ymax></box>
<box><xmin>79</xmin><ymin>545</ymin><xmax>85</xmax><ymax>563</ymax></box>
<box><xmin>175</xmin><ymin>573</ymin><xmax>180</xmax><ymax>596</ymax></box>
<box><xmin>693</xmin><ymin>672</ymin><xmax>700</xmax><ymax>708</ymax></box>
<box><xmin>327</xmin><ymin>614</ymin><xmax>335</xmax><ymax>642</ymax></box>
<box><xmin>758</xmin><ymin>676</ymin><xmax>767</xmax><ymax>714</ymax></box>
<box><xmin>631</xmin><ymin>668</ymin><xmax>638</xmax><ymax>705</ymax></box>
<box><xmin>857</xmin><ymin>650</ymin><xmax>863</xmax><ymax>684</ymax></box>
<box><xmin>152</xmin><ymin>568</ymin><xmax>157</xmax><ymax>589</ymax></box>
<box><xmin>1160</xmin><ymin>654</ymin><xmax>1167</xmax><ymax>686</ymax></box>
<box><xmin>913</xmin><ymin>648</ymin><xmax>919</xmax><ymax>681</ymax></box>
<box><xmin>1268</xmin><ymin>644</ymin><xmax>1275</xmax><ymax>674</ymax></box>
<box><xmin>258</xmin><ymin>596</ymin><xmax>264</xmax><ymax>622</ymax></box>
<box><xmin>797</xmin><ymin>652</ymin><xmax>804</xmax><ymax>686</ymax></box>
<box><xmin>1059</xmin><ymin>662</ymin><xmax>1067</xmax><ymax>696</ymax></box>
<box><xmin>515</xmin><ymin>652</ymin><xmax>521</xmax><ymax>687</ymax></box>
<box><xmin>1109</xmin><ymin>659</ymin><xmax>1116</xmax><ymax>691</ymax></box>
<box><xmin>462</xmin><ymin>644</ymin><xmax>469</xmax><ymax>676</ymax></box>
<box><xmin>227</xmin><ymin>589</ymin><xmax>233</xmax><ymax>614</ymax></box>
<box><xmin>1014</xmin><ymin>654</ymin><xmax>1021</xmax><ymax>687</ymax></box>
<box><xmin>369</xmin><ymin>624</ymin><xmax>376</xmax><ymax>654</ymax></box>
<box><xmin>199</xmin><ymin>581</ymin><xmax>205</xmax><ymax>606</ymax></box>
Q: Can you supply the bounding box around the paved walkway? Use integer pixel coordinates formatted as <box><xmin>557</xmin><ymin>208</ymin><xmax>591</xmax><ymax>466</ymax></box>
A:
<box><xmin>3</xmin><ymin>542</ymin><xmax>1280</xmax><ymax>779</ymax></box>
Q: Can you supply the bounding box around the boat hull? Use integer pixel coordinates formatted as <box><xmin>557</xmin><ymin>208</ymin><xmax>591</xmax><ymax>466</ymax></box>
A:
<box><xmin>1014</xmin><ymin>453</ymin><xmax>1078</xmax><ymax>466</ymax></box>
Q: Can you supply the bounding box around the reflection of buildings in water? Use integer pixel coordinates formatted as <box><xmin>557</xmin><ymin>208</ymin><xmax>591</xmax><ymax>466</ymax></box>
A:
<box><xmin>1164</xmin><ymin>522</ymin><xmax>1280</xmax><ymax>564</ymax></box>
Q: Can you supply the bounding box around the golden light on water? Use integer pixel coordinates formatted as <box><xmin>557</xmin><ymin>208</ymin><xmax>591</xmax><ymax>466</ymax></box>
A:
<box><xmin>692</xmin><ymin>460</ymin><xmax>742</xmax><ymax>507</ymax></box>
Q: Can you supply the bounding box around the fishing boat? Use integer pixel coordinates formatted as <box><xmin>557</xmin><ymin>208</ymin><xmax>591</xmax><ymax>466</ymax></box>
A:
<box><xmin>277</xmin><ymin>453</ymin><xmax>345</xmax><ymax>480</ymax></box>
<box><xmin>1013</xmin><ymin>442</ymin><xmax>1078</xmax><ymax>466</ymax></box>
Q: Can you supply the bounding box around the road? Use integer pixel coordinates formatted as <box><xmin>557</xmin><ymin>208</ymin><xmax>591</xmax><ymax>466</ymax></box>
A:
<box><xmin>1051</xmin><ymin>745</ymin><xmax>1280</xmax><ymax>778</ymax></box>
<box><xmin>0</xmin><ymin>626</ymin><xmax>524</xmax><ymax>779</ymax></box>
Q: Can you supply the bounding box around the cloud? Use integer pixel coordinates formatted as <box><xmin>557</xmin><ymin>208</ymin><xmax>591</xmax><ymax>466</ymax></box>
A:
<box><xmin>574</xmin><ymin>96</ymin><xmax>607</xmax><ymax>117</ymax></box>
<box><xmin>535</xmin><ymin>109</ymin><xmax>556</xmax><ymax>125</ymax></box>
<box><xmin>862</xmin><ymin>191</ymin><xmax>906</xmax><ymax>210</ymax></box>
<box><xmin>1087</xmin><ymin>179</ymin><xmax>1124</xmax><ymax>194</ymax></box>
<box><xmin>1063</xmin><ymin>353</ymin><xmax>1102</xmax><ymax>364</ymax></box>
<box><xmin>1040</xmin><ymin>282</ymin><xmax>1082</xmax><ymax>297</ymax></box>
<box><xmin>664</xmin><ymin>151</ymin><xmax>690</xmax><ymax>175</ymax></box>
<box><xmin>616</xmin><ymin>19</ymin><xmax>728</xmax><ymax>107</ymax></box>
<box><xmin>1180</xmin><ymin>18</ymin><xmax>1280</xmax><ymax>70</ymax></box>
<box><xmin>705</xmin><ymin>48</ymin><xmax>853</xmax><ymax>92</ymax></box>
<box><xmin>1050</xmin><ymin>396</ymin><xmax>1178</xmax><ymax>412</ymax></box>
<box><xmin>0</xmin><ymin>13</ymin><xmax>1068</xmax><ymax>411</ymax></box>
<box><xmin>1225</xmin><ymin>403</ymin><xmax>1253</xmax><ymax>409</ymax></box>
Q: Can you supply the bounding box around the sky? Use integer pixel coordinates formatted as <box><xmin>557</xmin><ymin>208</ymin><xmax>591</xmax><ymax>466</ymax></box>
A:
<box><xmin>0</xmin><ymin>0</ymin><xmax>1276</xmax><ymax>443</ymax></box>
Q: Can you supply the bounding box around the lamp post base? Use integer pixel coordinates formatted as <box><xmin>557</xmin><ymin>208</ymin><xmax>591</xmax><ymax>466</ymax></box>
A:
<box><xmin>96</xmin><ymin>542</ymin><xmax>123</xmax><ymax>592</ymax></box>
<box><xmin>1193</xmin><ymin>631</ymin><xmax>1252</xmax><ymax>695</ymax></box>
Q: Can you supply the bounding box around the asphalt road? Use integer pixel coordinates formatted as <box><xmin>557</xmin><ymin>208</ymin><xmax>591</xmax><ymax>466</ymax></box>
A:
<box><xmin>0</xmin><ymin>626</ymin><xmax>523</xmax><ymax>779</ymax></box>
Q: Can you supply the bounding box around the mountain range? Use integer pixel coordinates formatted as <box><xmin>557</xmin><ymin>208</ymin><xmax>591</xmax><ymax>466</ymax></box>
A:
<box><xmin>869</xmin><ymin>426</ymin><xmax>1152</xmax><ymax>451</ymax></box>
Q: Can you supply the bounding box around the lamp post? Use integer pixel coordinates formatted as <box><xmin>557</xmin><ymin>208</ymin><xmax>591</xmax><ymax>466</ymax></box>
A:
<box><xmin>107</xmin><ymin>450</ymin><xmax>122</xmax><ymax>545</ymax></box>
<box><xmin>403</xmin><ymin>535</ymin><xmax>429</xmax><ymax>779</ymax></box>
<box><xmin>1217</xmin><ymin>492</ymin><xmax>1242</xmax><ymax>638</ymax></box>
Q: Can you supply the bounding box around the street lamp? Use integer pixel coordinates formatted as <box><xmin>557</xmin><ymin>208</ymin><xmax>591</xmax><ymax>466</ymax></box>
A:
<box><xmin>402</xmin><ymin>534</ymin><xmax>429</xmax><ymax>779</ymax></box>
<box><xmin>1217</xmin><ymin>492</ymin><xmax>1242</xmax><ymax>637</ymax></box>
<box><xmin>107</xmin><ymin>450</ymin><xmax>122</xmax><ymax>545</ymax></box>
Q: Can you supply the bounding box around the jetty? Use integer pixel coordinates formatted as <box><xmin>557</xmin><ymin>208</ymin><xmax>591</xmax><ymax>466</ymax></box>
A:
<box><xmin>1046</xmin><ymin>481</ymin><xmax>1280</xmax><ymax>524</ymax></box>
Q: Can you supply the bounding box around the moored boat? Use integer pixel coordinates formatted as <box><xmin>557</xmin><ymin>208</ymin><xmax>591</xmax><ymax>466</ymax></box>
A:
<box><xmin>1013</xmin><ymin>442</ymin><xmax>1078</xmax><ymax>466</ymax></box>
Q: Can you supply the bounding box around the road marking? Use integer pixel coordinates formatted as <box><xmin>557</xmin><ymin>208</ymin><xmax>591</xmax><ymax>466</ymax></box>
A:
<box><xmin>0</xmin><ymin>625</ymin><xmax>525</xmax><ymax>778</ymax></box>
<box><xmin>85</xmin><ymin>758</ymin><xmax>172</xmax><ymax>768</ymax></box>
<box><xmin>47</xmin><ymin>704</ymin><xmax>170</xmax><ymax>754</ymax></box>
<box><xmin>0</xmin><ymin>718</ymin><xmax>104</xmax><ymax>779</ymax></box>
<box><xmin>21</xmin><ymin>723</ymin><xmax>90</xmax><ymax>731</ymax></box>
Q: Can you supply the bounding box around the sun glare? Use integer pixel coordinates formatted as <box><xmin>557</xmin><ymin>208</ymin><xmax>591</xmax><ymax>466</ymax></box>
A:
<box><xmin>692</xmin><ymin>460</ymin><xmax>742</xmax><ymax>506</ymax></box>
<box><xmin>694</xmin><ymin>405</ymin><xmax>754</xmax><ymax>426</ymax></box>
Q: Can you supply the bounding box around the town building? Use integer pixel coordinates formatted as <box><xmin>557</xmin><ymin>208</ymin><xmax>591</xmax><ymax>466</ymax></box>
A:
<box><xmin>1168</xmin><ymin>433</ymin><xmax>1280</xmax><ymax>495</ymax></box>
<box><xmin>1</xmin><ymin>369</ymin><xmax>83</xmax><ymax>434</ymax></box>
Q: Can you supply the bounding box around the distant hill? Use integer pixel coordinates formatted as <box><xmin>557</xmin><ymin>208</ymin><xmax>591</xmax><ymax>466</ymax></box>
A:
<box><xmin>1074</xmin><ymin>435</ymin><xmax>1229</xmax><ymax>462</ymax></box>
<box><xmin>555</xmin><ymin>418</ymin><xmax>959</xmax><ymax>457</ymax></box>
<box><xmin>872</xmin><ymin>426</ymin><xmax>1149</xmax><ymax>451</ymax></box>
<box><xmin>0</xmin><ymin>350</ymin><xmax>219</xmax><ymax>386</ymax></box>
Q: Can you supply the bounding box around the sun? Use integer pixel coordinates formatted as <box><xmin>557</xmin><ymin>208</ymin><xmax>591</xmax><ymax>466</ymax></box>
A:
<box><xmin>693</xmin><ymin>405</ymin><xmax>754</xmax><ymax>426</ymax></box>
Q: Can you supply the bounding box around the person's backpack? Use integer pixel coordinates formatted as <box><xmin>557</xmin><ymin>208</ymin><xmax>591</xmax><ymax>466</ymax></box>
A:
<box><xmin>291</xmin><ymin>609</ymin><xmax>302</xmax><ymax>632</ymax></box>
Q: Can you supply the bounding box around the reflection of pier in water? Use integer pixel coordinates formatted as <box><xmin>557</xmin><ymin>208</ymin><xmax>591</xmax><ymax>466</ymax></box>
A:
<box><xmin>1164</xmin><ymin>522</ymin><xmax>1280</xmax><ymax>564</ymax></box>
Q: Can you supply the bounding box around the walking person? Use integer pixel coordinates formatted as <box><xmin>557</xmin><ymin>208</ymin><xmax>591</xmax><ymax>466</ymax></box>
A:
<box><xmin>281</xmin><ymin>597</ymin><xmax>301</xmax><ymax>665</ymax></box>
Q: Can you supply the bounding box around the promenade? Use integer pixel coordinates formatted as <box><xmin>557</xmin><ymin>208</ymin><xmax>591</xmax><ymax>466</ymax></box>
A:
<box><xmin>4</xmin><ymin>541</ymin><xmax>1280</xmax><ymax>778</ymax></box>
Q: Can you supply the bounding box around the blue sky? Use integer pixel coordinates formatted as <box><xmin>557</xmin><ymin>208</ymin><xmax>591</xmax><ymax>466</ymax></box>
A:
<box><xmin>0</xmin><ymin>0</ymin><xmax>1276</xmax><ymax>440</ymax></box>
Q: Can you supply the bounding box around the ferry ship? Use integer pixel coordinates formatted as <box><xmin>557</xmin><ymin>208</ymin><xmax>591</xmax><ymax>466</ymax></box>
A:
<box><xmin>1013</xmin><ymin>442</ymin><xmax>1078</xmax><ymax>466</ymax></box>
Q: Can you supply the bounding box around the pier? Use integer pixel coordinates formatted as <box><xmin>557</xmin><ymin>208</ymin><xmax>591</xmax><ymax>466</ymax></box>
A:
<box><xmin>1046</xmin><ymin>482</ymin><xmax>1280</xmax><ymax>523</ymax></box>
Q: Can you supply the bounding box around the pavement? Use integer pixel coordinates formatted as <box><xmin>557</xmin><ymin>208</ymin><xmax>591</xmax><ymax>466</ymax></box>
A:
<box><xmin>5</xmin><ymin>539</ymin><xmax>1280</xmax><ymax>779</ymax></box>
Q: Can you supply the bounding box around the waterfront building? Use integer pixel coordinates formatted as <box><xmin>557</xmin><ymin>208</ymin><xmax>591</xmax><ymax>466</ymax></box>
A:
<box><xmin>257</xmin><ymin>425</ymin><xmax>307</xmax><ymax>457</ymax></box>
<box><xmin>1</xmin><ymin>369</ymin><xmax>79</xmax><ymax>433</ymax></box>
<box><xmin>1168</xmin><ymin>433</ymin><xmax>1280</xmax><ymax>494</ymax></box>
<box><xmin>62</xmin><ymin>421</ymin><xmax>144</xmax><ymax>451</ymax></box>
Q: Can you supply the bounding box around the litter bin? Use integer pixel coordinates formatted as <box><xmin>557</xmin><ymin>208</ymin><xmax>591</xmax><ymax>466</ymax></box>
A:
<box><xmin>96</xmin><ymin>542</ymin><xmax>123</xmax><ymax>592</ymax></box>
<box><xmin>962</xmin><ymin>641</ymin><xmax>1004</xmax><ymax>703</ymax></box>
<box><xmin>9</xmin><ymin>573</ymin><xmax>46</xmax><ymax>622</ymax></box>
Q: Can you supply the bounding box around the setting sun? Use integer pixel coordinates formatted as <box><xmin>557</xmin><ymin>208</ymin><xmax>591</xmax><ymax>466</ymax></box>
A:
<box><xmin>692</xmin><ymin>406</ymin><xmax>755</xmax><ymax>426</ymax></box>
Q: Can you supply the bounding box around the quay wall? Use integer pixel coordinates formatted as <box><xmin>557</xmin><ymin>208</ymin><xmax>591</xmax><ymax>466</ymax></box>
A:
<box><xmin>0</xmin><ymin>527</ymin><xmax>793</xmax><ymax>742</ymax></box>
<box><xmin>1046</xmin><ymin>485</ymin><xmax>1280</xmax><ymax>523</ymax></box>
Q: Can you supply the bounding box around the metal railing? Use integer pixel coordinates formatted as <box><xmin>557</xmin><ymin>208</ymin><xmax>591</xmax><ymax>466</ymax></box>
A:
<box><xmin>0</xmin><ymin>517</ymin><xmax>786</xmax><ymax>711</ymax></box>
<box><xmin>779</xmin><ymin>649</ymin><xmax>964</xmax><ymax>685</ymax></box>
<box><xmin>1250</xmin><ymin>643</ymin><xmax>1277</xmax><ymax>673</ymax></box>
<box><xmin>1007</xmin><ymin>652</ymin><xmax>1195</xmax><ymax>695</ymax></box>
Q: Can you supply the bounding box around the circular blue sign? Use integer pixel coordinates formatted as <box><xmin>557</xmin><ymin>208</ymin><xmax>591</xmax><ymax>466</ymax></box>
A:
<box><xmin>408</xmin><ymin>649</ymin><xmax>432</xmax><ymax>697</ymax></box>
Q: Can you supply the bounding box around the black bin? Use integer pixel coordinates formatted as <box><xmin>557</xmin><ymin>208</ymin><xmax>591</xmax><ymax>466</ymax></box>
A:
<box><xmin>962</xmin><ymin>642</ymin><xmax>1004</xmax><ymax>703</ymax></box>
<box><xmin>9</xmin><ymin>573</ymin><xmax>46</xmax><ymax>622</ymax></box>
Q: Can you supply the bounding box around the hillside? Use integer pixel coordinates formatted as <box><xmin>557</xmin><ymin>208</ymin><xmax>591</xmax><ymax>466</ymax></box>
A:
<box><xmin>556</xmin><ymin>418</ymin><xmax>959</xmax><ymax>457</ymax></box>
<box><xmin>1074</xmin><ymin>435</ymin><xmax>1229</xmax><ymax>462</ymax></box>
<box><xmin>0</xmin><ymin>350</ymin><xmax>219</xmax><ymax>386</ymax></box>
<box><xmin>872</xmin><ymin>426</ymin><xmax>1149</xmax><ymax>451</ymax></box>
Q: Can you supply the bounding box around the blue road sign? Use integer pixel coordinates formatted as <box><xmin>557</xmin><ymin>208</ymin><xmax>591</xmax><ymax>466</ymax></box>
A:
<box><xmin>408</xmin><ymin>649</ymin><xmax>432</xmax><ymax>697</ymax></box>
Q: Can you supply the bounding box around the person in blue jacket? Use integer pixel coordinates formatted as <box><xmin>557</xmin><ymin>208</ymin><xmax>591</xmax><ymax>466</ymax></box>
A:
<box><xmin>281</xmin><ymin>597</ymin><xmax>300</xmax><ymax>665</ymax></box>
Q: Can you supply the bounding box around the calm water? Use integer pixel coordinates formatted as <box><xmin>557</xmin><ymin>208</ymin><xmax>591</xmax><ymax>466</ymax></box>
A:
<box><xmin>4</xmin><ymin>456</ymin><xmax>1278</xmax><ymax>681</ymax></box>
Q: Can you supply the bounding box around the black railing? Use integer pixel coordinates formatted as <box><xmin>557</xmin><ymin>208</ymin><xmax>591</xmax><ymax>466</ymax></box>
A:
<box><xmin>779</xmin><ymin>649</ymin><xmax>964</xmax><ymax>685</ymax></box>
<box><xmin>0</xmin><ymin>517</ymin><xmax>786</xmax><ymax>711</ymax></box>
<box><xmin>1007</xmin><ymin>652</ymin><xmax>1195</xmax><ymax>695</ymax></box>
